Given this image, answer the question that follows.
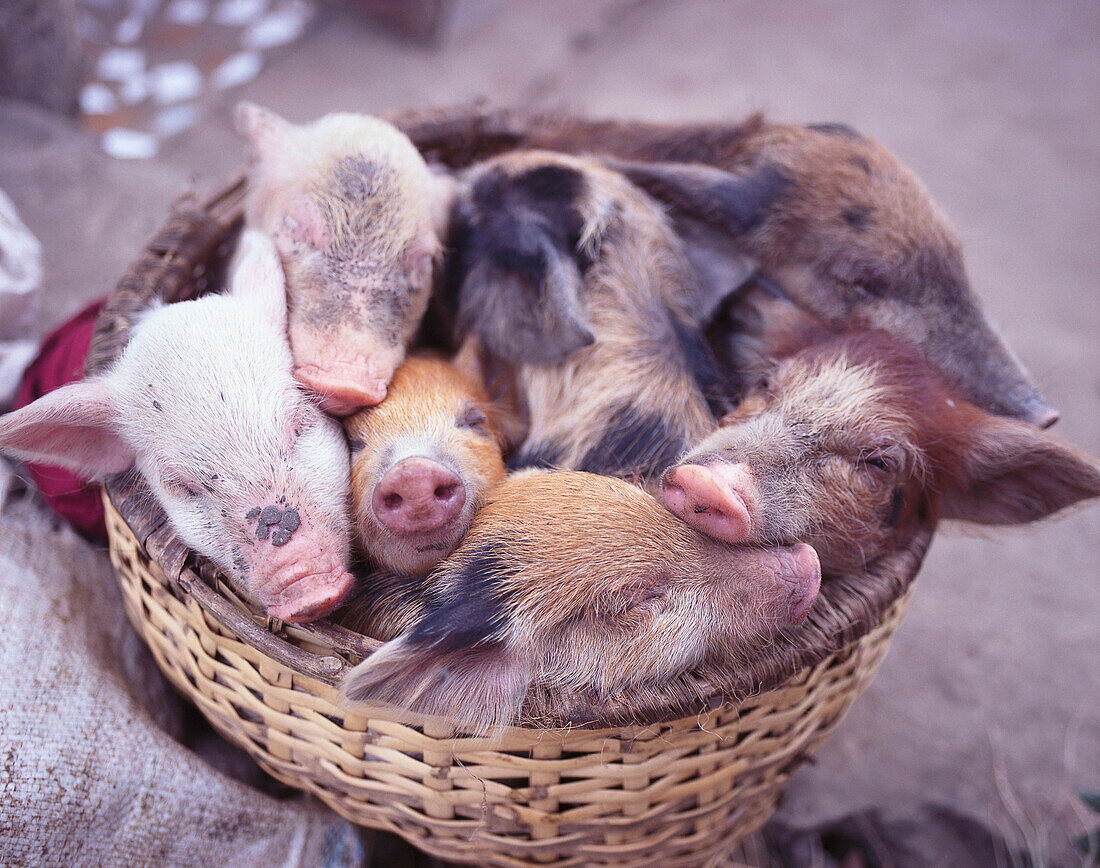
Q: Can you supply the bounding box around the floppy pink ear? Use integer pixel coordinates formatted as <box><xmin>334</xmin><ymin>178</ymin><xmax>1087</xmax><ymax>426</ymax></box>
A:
<box><xmin>229</xmin><ymin>229</ymin><xmax>288</xmax><ymax>329</ymax></box>
<box><xmin>341</xmin><ymin>635</ymin><xmax>529</xmax><ymax>733</ymax></box>
<box><xmin>235</xmin><ymin>102</ymin><xmax>293</xmax><ymax>163</ymax></box>
<box><xmin>403</xmin><ymin>233</ymin><xmax>438</xmax><ymax>288</ymax></box>
<box><xmin>940</xmin><ymin>413</ymin><xmax>1100</xmax><ymax>524</ymax></box>
<box><xmin>0</xmin><ymin>379</ymin><xmax>133</xmax><ymax>477</ymax></box>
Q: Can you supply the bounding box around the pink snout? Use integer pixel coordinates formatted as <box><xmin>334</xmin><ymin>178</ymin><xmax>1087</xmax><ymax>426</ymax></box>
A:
<box><xmin>662</xmin><ymin>462</ymin><xmax>758</xmax><ymax>543</ymax></box>
<box><xmin>294</xmin><ymin>364</ymin><xmax>389</xmax><ymax>416</ymax></box>
<box><xmin>372</xmin><ymin>457</ymin><xmax>467</xmax><ymax>535</ymax></box>
<box><xmin>776</xmin><ymin>543</ymin><xmax>822</xmax><ymax>624</ymax></box>
<box><xmin>265</xmin><ymin>569</ymin><xmax>355</xmax><ymax>622</ymax></box>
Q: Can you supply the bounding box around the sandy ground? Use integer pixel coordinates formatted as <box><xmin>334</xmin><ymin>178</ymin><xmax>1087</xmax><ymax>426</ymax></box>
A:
<box><xmin>1</xmin><ymin>1</ymin><xmax>1097</xmax><ymax>863</ymax></box>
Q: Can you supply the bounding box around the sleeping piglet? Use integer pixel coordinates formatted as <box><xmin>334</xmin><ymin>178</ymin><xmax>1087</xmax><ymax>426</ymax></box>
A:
<box><xmin>442</xmin><ymin>150</ymin><xmax>718</xmax><ymax>485</ymax></box>
<box><xmin>344</xmin><ymin>353</ymin><xmax>506</xmax><ymax>576</ymax></box>
<box><xmin>0</xmin><ymin>230</ymin><xmax>355</xmax><ymax>622</ymax></box>
<box><xmin>400</xmin><ymin>106</ymin><xmax>1057</xmax><ymax>428</ymax></box>
<box><xmin>237</xmin><ymin>103</ymin><xmax>452</xmax><ymax>415</ymax></box>
<box><xmin>339</xmin><ymin>470</ymin><xmax>821</xmax><ymax>732</ymax></box>
<box><xmin>662</xmin><ymin>329</ymin><xmax>1100</xmax><ymax>577</ymax></box>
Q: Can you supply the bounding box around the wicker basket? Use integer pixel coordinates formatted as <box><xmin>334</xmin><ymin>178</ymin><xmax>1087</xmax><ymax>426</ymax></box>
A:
<box><xmin>88</xmin><ymin>126</ymin><xmax>933</xmax><ymax>866</ymax></box>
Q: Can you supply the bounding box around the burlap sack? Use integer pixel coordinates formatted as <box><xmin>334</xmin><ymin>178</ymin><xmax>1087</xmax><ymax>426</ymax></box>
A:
<box><xmin>0</xmin><ymin>478</ymin><xmax>365</xmax><ymax>867</ymax></box>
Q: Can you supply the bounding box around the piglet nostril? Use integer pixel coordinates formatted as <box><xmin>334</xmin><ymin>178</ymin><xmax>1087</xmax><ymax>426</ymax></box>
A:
<box><xmin>372</xmin><ymin>457</ymin><xmax>467</xmax><ymax>535</ymax></box>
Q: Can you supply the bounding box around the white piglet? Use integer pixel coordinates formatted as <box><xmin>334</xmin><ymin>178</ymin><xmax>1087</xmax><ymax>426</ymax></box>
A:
<box><xmin>0</xmin><ymin>230</ymin><xmax>355</xmax><ymax>622</ymax></box>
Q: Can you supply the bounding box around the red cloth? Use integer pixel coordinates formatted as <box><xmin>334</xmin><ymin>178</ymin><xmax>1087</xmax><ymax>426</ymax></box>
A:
<box><xmin>14</xmin><ymin>297</ymin><xmax>110</xmax><ymax>541</ymax></box>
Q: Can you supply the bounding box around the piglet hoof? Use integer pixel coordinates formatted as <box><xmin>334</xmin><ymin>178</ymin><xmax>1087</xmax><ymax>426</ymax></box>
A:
<box><xmin>661</xmin><ymin>463</ymin><xmax>755</xmax><ymax>543</ymax></box>
<box><xmin>779</xmin><ymin>543</ymin><xmax>821</xmax><ymax>625</ymax></box>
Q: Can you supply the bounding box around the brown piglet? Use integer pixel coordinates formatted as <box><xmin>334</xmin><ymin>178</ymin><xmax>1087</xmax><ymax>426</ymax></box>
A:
<box><xmin>339</xmin><ymin>469</ymin><xmax>821</xmax><ymax>732</ymax></box>
<box><xmin>345</xmin><ymin>354</ymin><xmax>506</xmax><ymax>576</ymax></box>
<box><xmin>662</xmin><ymin>330</ymin><xmax>1100</xmax><ymax>577</ymax></box>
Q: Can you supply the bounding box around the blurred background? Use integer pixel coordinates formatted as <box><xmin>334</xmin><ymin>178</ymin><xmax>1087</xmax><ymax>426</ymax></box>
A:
<box><xmin>1</xmin><ymin>1</ymin><xmax>1097</xmax><ymax>864</ymax></box>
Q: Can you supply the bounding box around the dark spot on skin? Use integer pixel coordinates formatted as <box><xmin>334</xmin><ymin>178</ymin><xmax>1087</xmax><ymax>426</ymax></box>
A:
<box><xmin>407</xmin><ymin>543</ymin><xmax>512</xmax><ymax>653</ymax></box>
<box><xmin>577</xmin><ymin>404</ymin><xmax>685</xmax><ymax>478</ymax></box>
<box><xmin>202</xmin><ymin>483</ymin><xmax>215</xmax><ymax>493</ymax></box>
<box><xmin>506</xmin><ymin>443</ymin><xmax>562</xmax><ymax>472</ymax></box>
<box><xmin>280</xmin><ymin>508</ymin><xmax>300</xmax><ymax>533</ymax></box>
<box><xmin>332</xmin><ymin>154</ymin><xmax>378</xmax><ymax>204</ymax></box>
<box><xmin>447</xmin><ymin>164</ymin><xmax>596</xmax><ymax>365</ymax></box>
<box><xmin>259</xmin><ymin>505</ymin><xmax>282</xmax><ymax>526</ymax></box>
<box><xmin>808</xmin><ymin>122</ymin><xmax>864</xmax><ymax>140</ymax></box>
<box><xmin>252</xmin><ymin>505</ymin><xmax>301</xmax><ymax>545</ymax></box>
<box><xmin>152</xmin><ymin>400</ymin><xmax>161</xmax><ymax>411</ymax></box>
<box><xmin>245</xmin><ymin>507</ymin><xmax>261</xmax><ymax>520</ymax></box>
<box><xmin>278</xmin><ymin>495</ymin><xmax>286</xmax><ymax>504</ymax></box>
<box><xmin>842</xmin><ymin>207</ymin><xmax>872</xmax><ymax>231</ymax></box>
<box><xmin>469</xmin><ymin>165</ymin><xmax>591</xmax><ymax>271</ymax></box>
<box><xmin>694</xmin><ymin>506</ymin><xmax>708</xmax><ymax>514</ymax></box>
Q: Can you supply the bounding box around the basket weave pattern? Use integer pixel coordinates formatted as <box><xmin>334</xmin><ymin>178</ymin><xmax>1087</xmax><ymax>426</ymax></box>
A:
<box><xmin>106</xmin><ymin>494</ymin><xmax>911</xmax><ymax>867</ymax></box>
<box><xmin>88</xmin><ymin>138</ymin><xmax>932</xmax><ymax>865</ymax></box>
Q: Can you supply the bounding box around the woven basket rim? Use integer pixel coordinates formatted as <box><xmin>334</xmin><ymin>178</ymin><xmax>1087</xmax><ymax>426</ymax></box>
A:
<box><xmin>87</xmin><ymin>106</ymin><xmax>933</xmax><ymax>730</ymax></box>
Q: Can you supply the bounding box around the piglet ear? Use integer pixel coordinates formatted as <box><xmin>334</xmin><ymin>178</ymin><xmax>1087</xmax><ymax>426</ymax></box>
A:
<box><xmin>229</xmin><ymin>229</ymin><xmax>288</xmax><ymax>329</ymax></box>
<box><xmin>0</xmin><ymin>379</ymin><xmax>133</xmax><ymax>477</ymax></box>
<box><xmin>403</xmin><ymin>233</ymin><xmax>440</xmax><ymax>289</ymax></box>
<box><xmin>341</xmin><ymin>635</ymin><xmax>529</xmax><ymax>733</ymax></box>
<box><xmin>605</xmin><ymin>159</ymin><xmax>787</xmax><ymax>326</ymax></box>
<box><xmin>940</xmin><ymin>414</ymin><xmax>1100</xmax><ymax>525</ymax></box>
<box><xmin>427</xmin><ymin>165</ymin><xmax>458</xmax><ymax>239</ymax></box>
<box><xmin>235</xmin><ymin>102</ymin><xmax>293</xmax><ymax>162</ymax></box>
<box><xmin>459</xmin><ymin>235</ymin><xmax>595</xmax><ymax>366</ymax></box>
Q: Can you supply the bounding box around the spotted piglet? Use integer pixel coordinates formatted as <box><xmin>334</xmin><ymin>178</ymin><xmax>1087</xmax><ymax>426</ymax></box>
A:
<box><xmin>0</xmin><ymin>230</ymin><xmax>355</xmax><ymax>622</ymax></box>
<box><xmin>441</xmin><ymin>150</ymin><xmax>719</xmax><ymax>486</ymax></box>
<box><xmin>237</xmin><ymin>103</ymin><xmax>453</xmax><ymax>415</ymax></box>
<box><xmin>339</xmin><ymin>470</ymin><xmax>821</xmax><ymax>732</ymax></box>
<box><xmin>344</xmin><ymin>354</ymin><xmax>506</xmax><ymax>576</ymax></box>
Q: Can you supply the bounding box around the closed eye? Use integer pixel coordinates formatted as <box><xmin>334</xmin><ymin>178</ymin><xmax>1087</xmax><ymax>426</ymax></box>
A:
<box><xmin>456</xmin><ymin>402</ymin><xmax>490</xmax><ymax>435</ymax></box>
<box><xmin>161</xmin><ymin>473</ymin><xmax>201</xmax><ymax>498</ymax></box>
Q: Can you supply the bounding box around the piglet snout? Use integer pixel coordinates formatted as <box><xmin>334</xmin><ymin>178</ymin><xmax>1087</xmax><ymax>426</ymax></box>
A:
<box><xmin>776</xmin><ymin>542</ymin><xmax>822</xmax><ymax>624</ymax></box>
<box><xmin>372</xmin><ymin>457</ymin><xmax>467</xmax><ymax>535</ymax></box>
<box><xmin>1019</xmin><ymin>394</ymin><xmax>1060</xmax><ymax>430</ymax></box>
<box><xmin>662</xmin><ymin>462</ymin><xmax>756</xmax><ymax>543</ymax></box>
<box><xmin>295</xmin><ymin>365</ymin><xmax>389</xmax><ymax>416</ymax></box>
<box><xmin>267</xmin><ymin>569</ymin><xmax>355</xmax><ymax>623</ymax></box>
